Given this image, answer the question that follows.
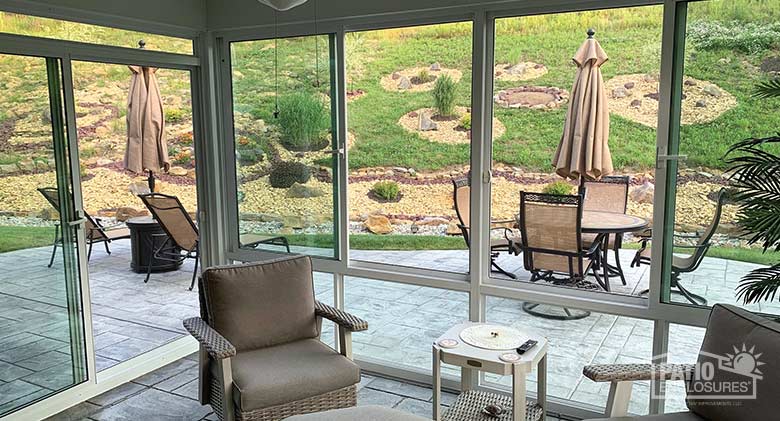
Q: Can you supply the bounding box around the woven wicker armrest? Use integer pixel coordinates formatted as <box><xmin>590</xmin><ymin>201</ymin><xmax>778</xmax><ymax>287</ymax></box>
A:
<box><xmin>315</xmin><ymin>301</ymin><xmax>368</xmax><ymax>332</ymax></box>
<box><xmin>183</xmin><ymin>317</ymin><xmax>236</xmax><ymax>360</ymax></box>
<box><xmin>583</xmin><ymin>363</ymin><xmax>695</xmax><ymax>382</ymax></box>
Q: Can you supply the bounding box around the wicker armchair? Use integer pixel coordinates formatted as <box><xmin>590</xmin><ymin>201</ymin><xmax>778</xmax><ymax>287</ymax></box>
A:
<box><xmin>183</xmin><ymin>255</ymin><xmax>368</xmax><ymax>421</ymax></box>
<box><xmin>579</xmin><ymin>176</ymin><xmax>630</xmax><ymax>287</ymax></box>
<box><xmin>582</xmin><ymin>304</ymin><xmax>780</xmax><ymax>420</ymax></box>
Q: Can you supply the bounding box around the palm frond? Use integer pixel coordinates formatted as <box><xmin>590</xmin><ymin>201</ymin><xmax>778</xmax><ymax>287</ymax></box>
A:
<box><xmin>754</xmin><ymin>78</ymin><xmax>780</xmax><ymax>99</ymax></box>
<box><xmin>736</xmin><ymin>264</ymin><xmax>780</xmax><ymax>304</ymax></box>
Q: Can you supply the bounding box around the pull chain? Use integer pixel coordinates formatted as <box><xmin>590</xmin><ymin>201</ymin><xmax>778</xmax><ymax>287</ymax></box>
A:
<box><xmin>273</xmin><ymin>9</ymin><xmax>280</xmax><ymax>119</ymax></box>
<box><xmin>314</xmin><ymin>0</ymin><xmax>320</xmax><ymax>88</ymax></box>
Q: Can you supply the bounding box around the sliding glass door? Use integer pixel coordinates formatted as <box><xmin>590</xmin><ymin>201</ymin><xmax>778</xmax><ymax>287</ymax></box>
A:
<box><xmin>0</xmin><ymin>53</ymin><xmax>87</xmax><ymax>416</ymax></box>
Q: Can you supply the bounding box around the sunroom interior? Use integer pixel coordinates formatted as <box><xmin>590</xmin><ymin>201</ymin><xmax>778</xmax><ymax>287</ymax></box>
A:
<box><xmin>0</xmin><ymin>0</ymin><xmax>778</xmax><ymax>420</ymax></box>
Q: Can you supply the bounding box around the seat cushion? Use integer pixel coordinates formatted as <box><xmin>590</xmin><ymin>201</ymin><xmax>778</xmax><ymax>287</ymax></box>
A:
<box><xmin>586</xmin><ymin>412</ymin><xmax>703</xmax><ymax>421</ymax></box>
<box><xmin>225</xmin><ymin>338</ymin><xmax>360</xmax><ymax>412</ymax></box>
<box><xmin>201</xmin><ymin>255</ymin><xmax>318</xmax><ymax>351</ymax></box>
<box><xmin>686</xmin><ymin>304</ymin><xmax>780</xmax><ymax>421</ymax></box>
<box><xmin>283</xmin><ymin>405</ymin><xmax>427</xmax><ymax>421</ymax></box>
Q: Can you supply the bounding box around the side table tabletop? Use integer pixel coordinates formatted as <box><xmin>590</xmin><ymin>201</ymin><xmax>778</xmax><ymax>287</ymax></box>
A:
<box><xmin>433</xmin><ymin>322</ymin><xmax>548</xmax><ymax>421</ymax></box>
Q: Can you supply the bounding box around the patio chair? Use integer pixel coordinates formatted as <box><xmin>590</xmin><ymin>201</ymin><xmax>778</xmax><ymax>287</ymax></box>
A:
<box><xmin>582</xmin><ymin>304</ymin><xmax>780</xmax><ymax>420</ymax></box>
<box><xmin>139</xmin><ymin>193</ymin><xmax>201</xmax><ymax>290</ymax></box>
<box><xmin>632</xmin><ymin>189</ymin><xmax>728</xmax><ymax>306</ymax></box>
<box><xmin>38</xmin><ymin>187</ymin><xmax>131</xmax><ymax>267</ymax></box>
<box><xmin>452</xmin><ymin>176</ymin><xmax>521</xmax><ymax>279</ymax></box>
<box><xmin>183</xmin><ymin>256</ymin><xmax>367</xmax><ymax>421</ymax></box>
<box><xmin>518</xmin><ymin>192</ymin><xmax>603</xmax><ymax>319</ymax></box>
<box><xmin>579</xmin><ymin>175</ymin><xmax>630</xmax><ymax>286</ymax></box>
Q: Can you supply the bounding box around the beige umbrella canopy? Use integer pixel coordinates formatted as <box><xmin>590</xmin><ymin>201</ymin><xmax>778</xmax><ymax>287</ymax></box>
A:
<box><xmin>552</xmin><ymin>29</ymin><xmax>613</xmax><ymax>180</ymax></box>
<box><xmin>124</xmin><ymin>65</ymin><xmax>169</xmax><ymax>174</ymax></box>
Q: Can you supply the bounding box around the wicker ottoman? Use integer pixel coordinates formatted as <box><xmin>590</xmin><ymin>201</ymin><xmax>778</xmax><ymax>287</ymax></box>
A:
<box><xmin>282</xmin><ymin>405</ymin><xmax>428</xmax><ymax>421</ymax></box>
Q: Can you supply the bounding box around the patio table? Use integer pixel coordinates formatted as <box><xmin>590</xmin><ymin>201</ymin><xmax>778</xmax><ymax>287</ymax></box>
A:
<box><xmin>581</xmin><ymin>210</ymin><xmax>649</xmax><ymax>291</ymax></box>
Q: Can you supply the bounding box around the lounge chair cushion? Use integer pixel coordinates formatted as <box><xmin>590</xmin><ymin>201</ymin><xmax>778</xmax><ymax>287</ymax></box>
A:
<box><xmin>686</xmin><ymin>304</ymin><xmax>780</xmax><ymax>421</ymax></box>
<box><xmin>283</xmin><ymin>405</ymin><xmax>427</xmax><ymax>420</ymax></box>
<box><xmin>586</xmin><ymin>412</ymin><xmax>703</xmax><ymax>421</ymax></box>
<box><xmin>222</xmin><ymin>338</ymin><xmax>360</xmax><ymax>412</ymax></box>
<box><xmin>201</xmin><ymin>255</ymin><xmax>318</xmax><ymax>351</ymax></box>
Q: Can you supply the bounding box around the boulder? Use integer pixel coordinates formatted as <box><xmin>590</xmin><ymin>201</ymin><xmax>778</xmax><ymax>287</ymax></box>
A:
<box><xmin>364</xmin><ymin>214</ymin><xmax>392</xmax><ymax>234</ymax></box>
<box><xmin>612</xmin><ymin>87</ymin><xmax>630</xmax><ymax>98</ymax></box>
<box><xmin>168</xmin><ymin>166</ymin><xmax>188</xmax><ymax>176</ymax></box>
<box><xmin>624</xmin><ymin>82</ymin><xmax>635</xmax><ymax>89</ymax></box>
<box><xmin>630</xmin><ymin>181</ymin><xmax>654</xmax><ymax>204</ymax></box>
<box><xmin>397</xmin><ymin>76</ymin><xmax>412</xmax><ymax>90</ymax></box>
<box><xmin>505</xmin><ymin>63</ymin><xmax>527</xmax><ymax>75</ymax></box>
<box><xmin>684</xmin><ymin>79</ymin><xmax>697</xmax><ymax>86</ymax></box>
<box><xmin>0</xmin><ymin>164</ymin><xmax>17</xmax><ymax>175</ymax></box>
<box><xmin>695</xmin><ymin>99</ymin><xmax>707</xmax><ymax>108</ymax></box>
<box><xmin>417</xmin><ymin>217</ymin><xmax>450</xmax><ymax>226</ymax></box>
<box><xmin>115</xmin><ymin>206</ymin><xmax>149</xmax><ymax>222</ymax></box>
<box><xmin>419</xmin><ymin>113</ymin><xmax>438</xmax><ymax>131</ymax></box>
<box><xmin>703</xmin><ymin>85</ymin><xmax>721</xmax><ymax>97</ymax></box>
<box><xmin>630</xmin><ymin>99</ymin><xmax>642</xmax><ymax>108</ymax></box>
<box><xmin>286</xmin><ymin>182</ymin><xmax>325</xmax><ymax>198</ymax></box>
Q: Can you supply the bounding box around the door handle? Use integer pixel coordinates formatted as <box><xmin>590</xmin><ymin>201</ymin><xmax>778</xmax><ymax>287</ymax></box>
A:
<box><xmin>323</xmin><ymin>148</ymin><xmax>345</xmax><ymax>156</ymax></box>
<box><xmin>655</xmin><ymin>147</ymin><xmax>687</xmax><ymax>169</ymax></box>
<box><xmin>68</xmin><ymin>210</ymin><xmax>86</xmax><ymax>228</ymax></box>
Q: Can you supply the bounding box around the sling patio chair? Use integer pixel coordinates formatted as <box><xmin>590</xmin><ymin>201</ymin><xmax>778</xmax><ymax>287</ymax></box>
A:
<box><xmin>518</xmin><ymin>191</ymin><xmax>604</xmax><ymax>319</ymax></box>
<box><xmin>38</xmin><ymin>187</ymin><xmax>131</xmax><ymax>267</ymax></box>
<box><xmin>183</xmin><ymin>256</ymin><xmax>367</xmax><ymax>421</ymax></box>
<box><xmin>579</xmin><ymin>175</ymin><xmax>631</xmax><ymax>287</ymax></box>
<box><xmin>632</xmin><ymin>189</ymin><xmax>728</xmax><ymax>305</ymax></box>
<box><xmin>452</xmin><ymin>175</ymin><xmax>521</xmax><ymax>279</ymax></box>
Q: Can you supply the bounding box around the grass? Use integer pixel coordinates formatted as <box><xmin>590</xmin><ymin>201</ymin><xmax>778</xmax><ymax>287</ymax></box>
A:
<box><xmin>622</xmin><ymin>242</ymin><xmax>778</xmax><ymax>266</ymax></box>
<box><xmin>0</xmin><ymin>225</ymin><xmax>55</xmax><ymax>253</ymax></box>
<box><xmin>280</xmin><ymin>233</ymin><xmax>468</xmax><ymax>251</ymax></box>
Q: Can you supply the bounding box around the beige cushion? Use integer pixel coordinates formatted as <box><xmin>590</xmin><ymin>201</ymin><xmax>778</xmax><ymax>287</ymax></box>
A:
<box><xmin>686</xmin><ymin>304</ymin><xmax>780</xmax><ymax>421</ymax></box>
<box><xmin>283</xmin><ymin>405</ymin><xmax>427</xmax><ymax>420</ymax></box>
<box><xmin>586</xmin><ymin>412</ymin><xmax>703</xmax><ymax>421</ymax></box>
<box><xmin>201</xmin><ymin>255</ymin><xmax>318</xmax><ymax>352</ymax></box>
<box><xmin>224</xmin><ymin>339</ymin><xmax>360</xmax><ymax>412</ymax></box>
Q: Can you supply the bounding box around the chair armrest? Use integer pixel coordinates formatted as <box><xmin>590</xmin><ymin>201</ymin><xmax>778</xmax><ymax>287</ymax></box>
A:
<box><xmin>583</xmin><ymin>363</ymin><xmax>695</xmax><ymax>382</ymax></box>
<box><xmin>183</xmin><ymin>317</ymin><xmax>236</xmax><ymax>360</ymax></box>
<box><xmin>315</xmin><ymin>301</ymin><xmax>368</xmax><ymax>332</ymax></box>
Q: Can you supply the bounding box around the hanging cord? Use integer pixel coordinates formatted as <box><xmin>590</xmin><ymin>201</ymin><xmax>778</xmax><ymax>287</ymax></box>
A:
<box><xmin>314</xmin><ymin>0</ymin><xmax>320</xmax><ymax>88</ymax></box>
<box><xmin>273</xmin><ymin>9</ymin><xmax>280</xmax><ymax>119</ymax></box>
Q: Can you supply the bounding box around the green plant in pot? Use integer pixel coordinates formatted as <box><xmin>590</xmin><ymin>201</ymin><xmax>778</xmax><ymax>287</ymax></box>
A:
<box><xmin>277</xmin><ymin>92</ymin><xmax>329</xmax><ymax>152</ymax></box>
<box><xmin>542</xmin><ymin>180</ymin><xmax>574</xmax><ymax>196</ymax></box>
<box><xmin>729</xmin><ymin>78</ymin><xmax>780</xmax><ymax>304</ymax></box>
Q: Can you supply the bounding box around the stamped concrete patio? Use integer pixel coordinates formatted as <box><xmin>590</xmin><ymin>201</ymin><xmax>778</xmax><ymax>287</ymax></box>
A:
<box><xmin>1</xmin><ymin>237</ymin><xmax>771</xmax><ymax>416</ymax></box>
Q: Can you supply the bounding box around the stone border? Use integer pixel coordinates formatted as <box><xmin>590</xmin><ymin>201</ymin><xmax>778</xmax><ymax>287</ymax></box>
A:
<box><xmin>494</xmin><ymin>62</ymin><xmax>548</xmax><ymax>82</ymax></box>
<box><xmin>397</xmin><ymin>106</ymin><xmax>506</xmax><ymax>145</ymax></box>
<box><xmin>380</xmin><ymin>66</ymin><xmax>463</xmax><ymax>93</ymax></box>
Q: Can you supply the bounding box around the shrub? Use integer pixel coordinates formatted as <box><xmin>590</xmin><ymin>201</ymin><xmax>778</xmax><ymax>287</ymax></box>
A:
<box><xmin>278</xmin><ymin>93</ymin><xmax>329</xmax><ymax>152</ymax></box>
<box><xmin>687</xmin><ymin>20</ymin><xmax>780</xmax><ymax>54</ymax></box>
<box><xmin>542</xmin><ymin>180</ymin><xmax>574</xmax><ymax>196</ymax></box>
<box><xmin>458</xmin><ymin>113</ymin><xmax>471</xmax><ymax>130</ymax></box>
<box><xmin>165</xmin><ymin>108</ymin><xmax>187</xmax><ymax>124</ymax></box>
<box><xmin>269</xmin><ymin>161</ymin><xmax>311</xmax><ymax>188</ymax></box>
<box><xmin>432</xmin><ymin>74</ymin><xmax>456</xmax><ymax>117</ymax></box>
<box><xmin>371</xmin><ymin>180</ymin><xmax>400</xmax><ymax>201</ymax></box>
<box><xmin>411</xmin><ymin>69</ymin><xmax>435</xmax><ymax>84</ymax></box>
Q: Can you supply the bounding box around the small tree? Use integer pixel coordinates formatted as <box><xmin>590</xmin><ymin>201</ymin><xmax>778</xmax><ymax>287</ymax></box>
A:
<box><xmin>729</xmin><ymin>78</ymin><xmax>780</xmax><ymax>304</ymax></box>
<box><xmin>432</xmin><ymin>74</ymin><xmax>456</xmax><ymax>117</ymax></box>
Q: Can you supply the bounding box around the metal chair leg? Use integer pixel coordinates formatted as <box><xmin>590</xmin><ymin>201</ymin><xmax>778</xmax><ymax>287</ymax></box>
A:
<box><xmin>491</xmin><ymin>259</ymin><xmax>517</xmax><ymax>279</ymax></box>
<box><xmin>87</xmin><ymin>241</ymin><xmax>94</xmax><ymax>260</ymax></box>
<box><xmin>189</xmin><ymin>256</ymin><xmax>199</xmax><ymax>291</ymax></box>
<box><xmin>48</xmin><ymin>226</ymin><xmax>60</xmax><ymax>268</ymax></box>
<box><xmin>104</xmin><ymin>241</ymin><xmax>111</xmax><ymax>255</ymax></box>
<box><xmin>613</xmin><ymin>245</ymin><xmax>627</xmax><ymax>286</ymax></box>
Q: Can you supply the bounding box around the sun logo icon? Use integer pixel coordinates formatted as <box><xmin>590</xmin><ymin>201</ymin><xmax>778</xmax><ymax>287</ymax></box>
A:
<box><xmin>722</xmin><ymin>344</ymin><xmax>764</xmax><ymax>379</ymax></box>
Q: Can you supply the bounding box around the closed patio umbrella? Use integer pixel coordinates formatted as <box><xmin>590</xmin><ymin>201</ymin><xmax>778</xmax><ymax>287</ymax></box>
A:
<box><xmin>124</xmin><ymin>65</ymin><xmax>169</xmax><ymax>174</ymax></box>
<box><xmin>552</xmin><ymin>29</ymin><xmax>612</xmax><ymax>180</ymax></box>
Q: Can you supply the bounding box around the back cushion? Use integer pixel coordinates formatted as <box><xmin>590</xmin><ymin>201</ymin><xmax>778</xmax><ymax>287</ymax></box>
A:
<box><xmin>201</xmin><ymin>255</ymin><xmax>318</xmax><ymax>352</ymax></box>
<box><xmin>686</xmin><ymin>304</ymin><xmax>780</xmax><ymax>421</ymax></box>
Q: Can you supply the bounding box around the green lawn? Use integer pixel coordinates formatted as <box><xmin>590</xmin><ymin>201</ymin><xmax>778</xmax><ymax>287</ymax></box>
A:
<box><xmin>0</xmin><ymin>225</ymin><xmax>55</xmax><ymax>253</ymax></box>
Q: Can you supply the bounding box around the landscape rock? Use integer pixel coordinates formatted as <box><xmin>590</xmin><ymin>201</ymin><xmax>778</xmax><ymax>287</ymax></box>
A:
<box><xmin>703</xmin><ymin>85</ymin><xmax>721</xmax><ymax>97</ymax></box>
<box><xmin>624</xmin><ymin>82</ymin><xmax>635</xmax><ymax>90</ymax></box>
<box><xmin>168</xmin><ymin>166</ymin><xmax>188</xmax><ymax>176</ymax></box>
<box><xmin>630</xmin><ymin>181</ymin><xmax>654</xmax><ymax>204</ymax></box>
<box><xmin>684</xmin><ymin>79</ymin><xmax>697</xmax><ymax>86</ymax></box>
<box><xmin>286</xmin><ymin>182</ymin><xmax>325</xmax><ymax>198</ymax></box>
<box><xmin>364</xmin><ymin>214</ymin><xmax>392</xmax><ymax>234</ymax></box>
<box><xmin>417</xmin><ymin>217</ymin><xmax>450</xmax><ymax>226</ymax></box>
<box><xmin>695</xmin><ymin>99</ymin><xmax>707</xmax><ymax>108</ymax></box>
<box><xmin>505</xmin><ymin>63</ymin><xmax>527</xmax><ymax>75</ymax></box>
<box><xmin>128</xmin><ymin>182</ymin><xmax>151</xmax><ymax>196</ymax></box>
<box><xmin>446</xmin><ymin>220</ymin><xmax>462</xmax><ymax>236</ymax></box>
<box><xmin>612</xmin><ymin>87</ymin><xmax>630</xmax><ymax>98</ymax></box>
<box><xmin>391</xmin><ymin>71</ymin><xmax>401</xmax><ymax>80</ymax></box>
<box><xmin>38</xmin><ymin>207</ymin><xmax>59</xmax><ymax>221</ymax></box>
<box><xmin>115</xmin><ymin>206</ymin><xmax>149</xmax><ymax>222</ymax></box>
<box><xmin>0</xmin><ymin>164</ymin><xmax>17</xmax><ymax>175</ymax></box>
<box><xmin>430</xmin><ymin>62</ymin><xmax>441</xmax><ymax>71</ymax></box>
<box><xmin>96</xmin><ymin>158</ymin><xmax>114</xmax><ymax>166</ymax></box>
<box><xmin>630</xmin><ymin>99</ymin><xmax>642</xmax><ymax>108</ymax></box>
<box><xmin>397</xmin><ymin>76</ymin><xmax>412</xmax><ymax>90</ymax></box>
<box><xmin>418</xmin><ymin>113</ymin><xmax>438</xmax><ymax>131</ymax></box>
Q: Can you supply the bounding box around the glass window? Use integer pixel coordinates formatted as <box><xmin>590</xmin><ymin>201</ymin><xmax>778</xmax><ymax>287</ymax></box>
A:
<box><xmin>230</xmin><ymin>35</ymin><xmax>339</xmax><ymax>259</ymax></box>
<box><xmin>345</xmin><ymin>22</ymin><xmax>473</xmax><ymax>274</ymax></box>
<box><xmin>489</xmin><ymin>6</ymin><xmax>663</xmax><ymax>299</ymax></box>
<box><xmin>0</xmin><ymin>11</ymin><xmax>193</xmax><ymax>54</ymax></box>
<box><xmin>345</xmin><ymin>276</ymin><xmax>467</xmax><ymax>380</ymax></box>
<box><xmin>485</xmin><ymin>296</ymin><xmax>653</xmax><ymax>415</ymax></box>
<box><xmin>663</xmin><ymin>0</ymin><xmax>780</xmax><ymax>312</ymax></box>
<box><xmin>314</xmin><ymin>272</ymin><xmax>336</xmax><ymax>347</ymax></box>
<box><xmin>665</xmin><ymin>324</ymin><xmax>705</xmax><ymax>413</ymax></box>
